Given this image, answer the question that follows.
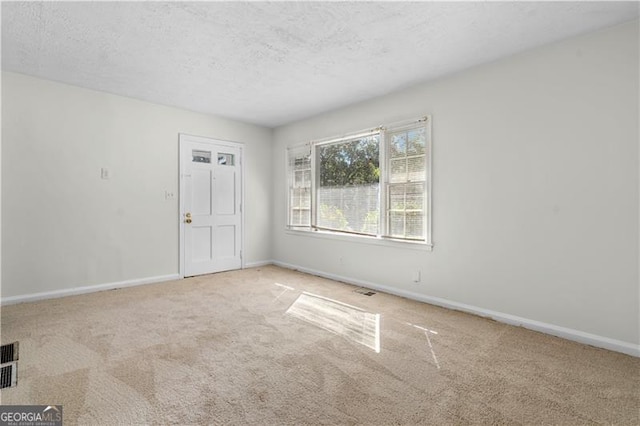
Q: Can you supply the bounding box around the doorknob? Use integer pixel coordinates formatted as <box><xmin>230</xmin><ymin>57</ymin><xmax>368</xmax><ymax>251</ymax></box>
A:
<box><xmin>185</xmin><ymin>212</ymin><xmax>192</xmax><ymax>224</ymax></box>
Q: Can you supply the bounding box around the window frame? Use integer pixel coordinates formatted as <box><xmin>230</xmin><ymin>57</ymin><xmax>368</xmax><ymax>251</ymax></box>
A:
<box><xmin>286</xmin><ymin>116</ymin><xmax>432</xmax><ymax>249</ymax></box>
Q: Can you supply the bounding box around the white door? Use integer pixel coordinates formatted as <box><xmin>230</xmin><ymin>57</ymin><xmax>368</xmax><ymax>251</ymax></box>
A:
<box><xmin>180</xmin><ymin>134</ymin><xmax>243</xmax><ymax>277</ymax></box>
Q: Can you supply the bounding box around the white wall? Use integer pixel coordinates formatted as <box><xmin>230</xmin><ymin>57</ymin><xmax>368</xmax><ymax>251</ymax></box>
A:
<box><xmin>272</xmin><ymin>21</ymin><xmax>639</xmax><ymax>348</ymax></box>
<box><xmin>2</xmin><ymin>72</ymin><xmax>273</xmax><ymax>298</ymax></box>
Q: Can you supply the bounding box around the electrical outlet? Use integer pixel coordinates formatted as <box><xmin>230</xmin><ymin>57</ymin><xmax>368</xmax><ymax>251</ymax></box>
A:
<box><xmin>412</xmin><ymin>270</ymin><xmax>421</xmax><ymax>283</ymax></box>
<box><xmin>165</xmin><ymin>190</ymin><xmax>175</xmax><ymax>200</ymax></box>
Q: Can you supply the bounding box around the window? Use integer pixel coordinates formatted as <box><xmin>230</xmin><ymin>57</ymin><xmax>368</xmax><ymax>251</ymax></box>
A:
<box><xmin>387</xmin><ymin>125</ymin><xmax>428</xmax><ymax>240</ymax></box>
<box><xmin>287</xmin><ymin>117</ymin><xmax>431</xmax><ymax>245</ymax></box>
<box><xmin>287</xmin><ymin>145</ymin><xmax>312</xmax><ymax>228</ymax></box>
<box><xmin>317</xmin><ymin>133</ymin><xmax>380</xmax><ymax>236</ymax></box>
<box><xmin>192</xmin><ymin>150</ymin><xmax>211</xmax><ymax>163</ymax></box>
<box><xmin>217</xmin><ymin>153</ymin><xmax>234</xmax><ymax>165</ymax></box>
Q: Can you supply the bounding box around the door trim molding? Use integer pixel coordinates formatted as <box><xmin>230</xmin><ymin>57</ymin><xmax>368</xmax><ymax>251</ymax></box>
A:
<box><xmin>178</xmin><ymin>133</ymin><xmax>245</xmax><ymax>278</ymax></box>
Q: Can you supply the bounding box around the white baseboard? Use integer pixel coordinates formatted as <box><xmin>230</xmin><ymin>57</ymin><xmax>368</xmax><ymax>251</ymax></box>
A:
<box><xmin>1</xmin><ymin>274</ymin><xmax>181</xmax><ymax>306</ymax></box>
<box><xmin>2</xmin><ymin>261</ymin><xmax>276</xmax><ymax>305</ymax></box>
<box><xmin>244</xmin><ymin>260</ymin><xmax>274</xmax><ymax>268</ymax></box>
<box><xmin>273</xmin><ymin>260</ymin><xmax>640</xmax><ymax>358</ymax></box>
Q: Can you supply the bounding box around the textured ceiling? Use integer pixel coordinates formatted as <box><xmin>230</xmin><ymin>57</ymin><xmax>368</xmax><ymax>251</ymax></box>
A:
<box><xmin>2</xmin><ymin>2</ymin><xmax>638</xmax><ymax>127</ymax></box>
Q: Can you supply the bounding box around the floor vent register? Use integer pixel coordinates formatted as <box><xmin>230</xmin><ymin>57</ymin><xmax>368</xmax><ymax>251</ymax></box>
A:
<box><xmin>0</xmin><ymin>342</ymin><xmax>19</xmax><ymax>389</ymax></box>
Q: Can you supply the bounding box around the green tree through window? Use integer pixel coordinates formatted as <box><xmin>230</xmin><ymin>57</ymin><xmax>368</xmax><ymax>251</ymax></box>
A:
<box><xmin>318</xmin><ymin>136</ymin><xmax>380</xmax><ymax>187</ymax></box>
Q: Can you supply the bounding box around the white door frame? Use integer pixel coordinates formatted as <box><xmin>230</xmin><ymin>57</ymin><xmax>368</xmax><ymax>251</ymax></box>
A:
<box><xmin>178</xmin><ymin>133</ymin><xmax>245</xmax><ymax>278</ymax></box>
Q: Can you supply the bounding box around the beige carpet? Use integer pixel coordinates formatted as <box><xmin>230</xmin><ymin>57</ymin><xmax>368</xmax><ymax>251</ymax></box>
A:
<box><xmin>0</xmin><ymin>265</ymin><xmax>638</xmax><ymax>425</ymax></box>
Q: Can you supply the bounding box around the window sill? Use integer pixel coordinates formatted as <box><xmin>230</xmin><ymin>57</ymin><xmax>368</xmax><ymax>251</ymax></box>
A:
<box><xmin>285</xmin><ymin>228</ymin><xmax>433</xmax><ymax>251</ymax></box>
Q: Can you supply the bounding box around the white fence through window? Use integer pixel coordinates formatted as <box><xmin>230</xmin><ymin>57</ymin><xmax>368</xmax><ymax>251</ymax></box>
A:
<box><xmin>317</xmin><ymin>184</ymin><xmax>380</xmax><ymax>235</ymax></box>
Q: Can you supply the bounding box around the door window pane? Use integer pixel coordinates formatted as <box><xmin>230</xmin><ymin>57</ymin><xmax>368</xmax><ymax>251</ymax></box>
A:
<box><xmin>193</xmin><ymin>150</ymin><xmax>211</xmax><ymax>163</ymax></box>
<box><xmin>217</xmin><ymin>153</ymin><xmax>234</xmax><ymax>165</ymax></box>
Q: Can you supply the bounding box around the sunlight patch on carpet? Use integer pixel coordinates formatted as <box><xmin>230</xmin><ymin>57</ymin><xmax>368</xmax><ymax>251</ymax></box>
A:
<box><xmin>286</xmin><ymin>292</ymin><xmax>380</xmax><ymax>353</ymax></box>
<box><xmin>403</xmin><ymin>321</ymin><xmax>441</xmax><ymax>369</ymax></box>
<box><xmin>272</xmin><ymin>282</ymin><xmax>296</xmax><ymax>304</ymax></box>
